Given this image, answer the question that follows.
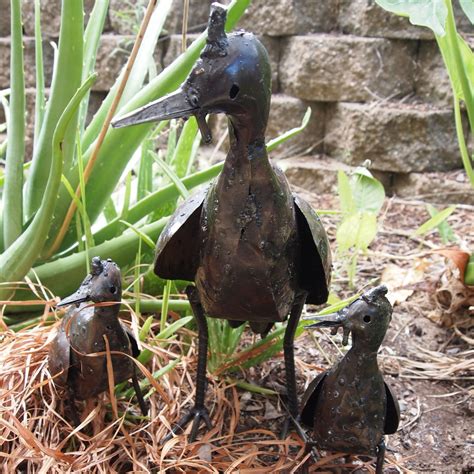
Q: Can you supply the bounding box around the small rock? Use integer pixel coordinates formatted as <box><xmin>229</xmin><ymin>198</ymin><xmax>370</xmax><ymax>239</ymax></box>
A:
<box><xmin>197</xmin><ymin>444</ymin><xmax>212</xmax><ymax>463</ymax></box>
<box><xmin>263</xmin><ymin>400</ymin><xmax>282</xmax><ymax>420</ymax></box>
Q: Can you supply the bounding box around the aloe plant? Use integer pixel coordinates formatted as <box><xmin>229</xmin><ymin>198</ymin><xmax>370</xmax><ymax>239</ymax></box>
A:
<box><xmin>0</xmin><ymin>0</ymin><xmax>314</xmax><ymax>325</ymax></box>
<box><xmin>375</xmin><ymin>0</ymin><xmax>474</xmax><ymax>187</ymax></box>
<box><xmin>0</xmin><ymin>0</ymin><xmax>252</xmax><ymax>307</ymax></box>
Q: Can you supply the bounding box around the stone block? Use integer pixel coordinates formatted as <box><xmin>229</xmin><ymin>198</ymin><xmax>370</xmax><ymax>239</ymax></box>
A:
<box><xmin>0</xmin><ymin>0</ymin><xmax>9</xmax><ymax>36</ymax></box>
<box><xmin>278</xmin><ymin>155</ymin><xmax>349</xmax><ymax>194</ymax></box>
<box><xmin>22</xmin><ymin>0</ymin><xmax>98</xmax><ymax>37</ymax></box>
<box><xmin>162</xmin><ymin>34</ymin><xmax>202</xmax><ymax>68</ymax></box>
<box><xmin>86</xmin><ymin>91</ymin><xmax>107</xmax><ymax>126</ymax></box>
<box><xmin>267</xmin><ymin>95</ymin><xmax>325</xmax><ymax>155</ymax></box>
<box><xmin>324</xmin><ymin>102</ymin><xmax>462</xmax><ymax>173</ymax></box>
<box><xmin>238</xmin><ymin>0</ymin><xmax>338</xmax><ymax>36</ymax></box>
<box><xmin>393</xmin><ymin>170</ymin><xmax>474</xmax><ymax>205</ymax></box>
<box><xmin>416</xmin><ymin>41</ymin><xmax>452</xmax><ymax>107</ymax></box>
<box><xmin>279</xmin><ymin>35</ymin><xmax>416</xmax><ymax>102</ymax></box>
<box><xmin>278</xmin><ymin>155</ymin><xmax>394</xmax><ymax>195</ymax></box>
<box><xmin>109</xmin><ymin>0</ymin><xmax>210</xmax><ymax>36</ymax></box>
<box><xmin>0</xmin><ymin>37</ymin><xmax>55</xmax><ymax>89</ymax></box>
<box><xmin>93</xmin><ymin>34</ymin><xmax>133</xmax><ymax>91</ymax></box>
<box><xmin>338</xmin><ymin>0</ymin><xmax>472</xmax><ymax>39</ymax></box>
<box><xmin>416</xmin><ymin>36</ymin><xmax>474</xmax><ymax>107</ymax></box>
<box><xmin>163</xmin><ymin>34</ymin><xmax>280</xmax><ymax>91</ymax></box>
<box><xmin>339</xmin><ymin>0</ymin><xmax>433</xmax><ymax>40</ymax></box>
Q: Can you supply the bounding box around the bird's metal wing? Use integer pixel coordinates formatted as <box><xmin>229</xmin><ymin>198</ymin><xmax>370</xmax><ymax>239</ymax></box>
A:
<box><xmin>154</xmin><ymin>186</ymin><xmax>207</xmax><ymax>281</ymax></box>
<box><xmin>294</xmin><ymin>194</ymin><xmax>331</xmax><ymax>305</ymax></box>
<box><xmin>384</xmin><ymin>382</ymin><xmax>400</xmax><ymax>434</ymax></box>
<box><xmin>120</xmin><ymin>321</ymin><xmax>140</xmax><ymax>358</ymax></box>
<box><xmin>300</xmin><ymin>371</ymin><xmax>327</xmax><ymax>427</ymax></box>
<box><xmin>48</xmin><ymin>313</ymin><xmax>73</xmax><ymax>387</ymax></box>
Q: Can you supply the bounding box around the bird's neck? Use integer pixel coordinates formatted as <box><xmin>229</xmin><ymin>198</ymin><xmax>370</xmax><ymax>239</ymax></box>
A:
<box><xmin>225</xmin><ymin>116</ymin><xmax>268</xmax><ymax>167</ymax></box>
<box><xmin>93</xmin><ymin>304</ymin><xmax>121</xmax><ymax>325</ymax></box>
<box><xmin>345</xmin><ymin>342</ymin><xmax>380</xmax><ymax>373</ymax></box>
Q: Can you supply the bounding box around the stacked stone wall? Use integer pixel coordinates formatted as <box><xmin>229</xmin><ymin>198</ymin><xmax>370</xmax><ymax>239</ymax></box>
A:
<box><xmin>0</xmin><ymin>0</ymin><xmax>472</xmax><ymax>202</ymax></box>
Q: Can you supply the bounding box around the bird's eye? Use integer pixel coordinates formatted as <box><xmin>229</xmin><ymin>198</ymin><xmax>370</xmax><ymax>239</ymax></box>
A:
<box><xmin>363</xmin><ymin>315</ymin><xmax>371</xmax><ymax>323</ymax></box>
<box><xmin>189</xmin><ymin>93</ymin><xmax>199</xmax><ymax>107</ymax></box>
<box><xmin>229</xmin><ymin>83</ymin><xmax>240</xmax><ymax>99</ymax></box>
<box><xmin>110</xmin><ymin>286</ymin><xmax>116</xmax><ymax>294</ymax></box>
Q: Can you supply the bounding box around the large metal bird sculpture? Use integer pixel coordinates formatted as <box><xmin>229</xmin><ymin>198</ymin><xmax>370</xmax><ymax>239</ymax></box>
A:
<box><xmin>112</xmin><ymin>3</ymin><xmax>331</xmax><ymax>441</ymax></box>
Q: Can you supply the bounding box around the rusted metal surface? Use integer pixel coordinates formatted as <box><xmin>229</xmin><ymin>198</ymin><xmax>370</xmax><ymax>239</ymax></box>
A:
<box><xmin>112</xmin><ymin>2</ymin><xmax>331</xmax><ymax>441</ymax></box>
<box><xmin>48</xmin><ymin>257</ymin><xmax>147</xmax><ymax>421</ymax></box>
<box><xmin>301</xmin><ymin>285</ymin><xmax>400</xmax><ymax>474</ymax></box>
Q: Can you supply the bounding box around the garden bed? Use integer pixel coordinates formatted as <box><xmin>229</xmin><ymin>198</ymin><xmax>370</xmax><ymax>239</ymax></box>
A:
<box><xmin>1</xmin><ymin>192</ymin><xmax>472</xmax><ymax>472</ymax></box>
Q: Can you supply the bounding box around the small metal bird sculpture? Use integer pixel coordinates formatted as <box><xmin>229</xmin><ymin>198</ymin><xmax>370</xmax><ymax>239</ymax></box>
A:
<box><xmin>112</xmin><ymin>3</ymin><xmax>331</xmax><ymax>441</ymax></box>
<box><xmin>301</xmin><ymin>285</ymin><xmax>400</xmax><ymax>474</ymax></box>
<box><xmin>48</xmin><ymin>257</ymin><xmax>147</xmax><ymax>423</ymax></box>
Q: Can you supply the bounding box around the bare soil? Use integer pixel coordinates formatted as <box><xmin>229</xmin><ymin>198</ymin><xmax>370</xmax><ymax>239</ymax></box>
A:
<box><xmin>232</xmin><ymin>191</ymin><xmax>473</xmax><ymax>473</ymax></box>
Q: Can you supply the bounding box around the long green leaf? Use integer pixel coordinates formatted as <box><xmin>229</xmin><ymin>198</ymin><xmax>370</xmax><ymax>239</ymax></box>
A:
<box><xmin>170</xmin><ymin>116</ymin><xmax>199</xmax><ymax>177</ymax></box>
<box><xmin>3</xmin><ymin>0</ymin><xmax>25</xmax><ymax>248</ymax></box>
<box><xmin>152</xmin><ymin>152</ymin><xmax>189</xmax><ymax>199</ymax></box>
<box><xmin>81</xmin><ymin>0</ymin><xmax>173</xmax><ymax>153</ymax></box>
<box><xmin>459</xmin><ymin>0</ymin><xmax>474</xmax><ymax>22</ymax></box>
<box><xmin>33</xmin><ymin>0</ymin><xmax>45</xmax><ymax>145</ymax></box>
<box><xmin>78</xmin><ymin>0</ymin><xmax>110</xmax><ymax>134</ymax></box>
<box><xmin>92</xmin><ymin>162</ymin><xmax>221</xmax><ymax>245</ymax></box>
<box><xmin>24</xmin><ymin>0</ymin><xmax>84</xmax><ymax>220</ymax></box>
<box><xmin>51</xmin><ymin>0</ymin><xmax>251</xmax><ymax>253</ymax></box>
<box><xmin>414</xmin><ymin>205</ymin><xmax>456</xmax><ymax>236</ymax></box>
<box><xmin>0</xmin><ymin>74</ymin><xmax>96</xmax><ymax>300</ymax></box>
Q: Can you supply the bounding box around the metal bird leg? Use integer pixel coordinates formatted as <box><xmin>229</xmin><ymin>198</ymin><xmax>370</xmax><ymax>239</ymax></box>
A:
<box><xmin>281</xmin><ymin>291</ymin><xmax>308</xmax><ymax>440</ymax></box>
<box><xmin>131</xmin><ymin>365</ymin><xmax>148</xmax><ymax>417</ymax></box>
<box><xmin>163</xmin><ymin>285</ymin><xmax>212</xmax><ymax>442</ymax></box>
<box><xmin>376</xmin><ymin>439</ymin><xmax>386</xmax><ymax>474</ymax></box>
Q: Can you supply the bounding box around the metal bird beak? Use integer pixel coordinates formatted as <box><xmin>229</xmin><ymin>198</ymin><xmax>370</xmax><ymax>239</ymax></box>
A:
<box><xmin>303</xmin><ymin>311</ymin><xmax>347</xmax><ymax>328</ymax></box>
<box><xmin>303</xmin><ymin>309</ymin><xmax>351</xmax><ymax>345</ymax></box>
<box><xmin>111</xmin><ymin>89</ymin><xmax>197</xmax><ymax>128</ymax></box>
<box><xmin>56</xmin><ymin>288</ymin><xmax>90</xmax><ymax>307</ymax></box>
<box><xmin>111</xmin><ymin>89</ymin><xmax>213</xmax><ymax>143</ymax></box>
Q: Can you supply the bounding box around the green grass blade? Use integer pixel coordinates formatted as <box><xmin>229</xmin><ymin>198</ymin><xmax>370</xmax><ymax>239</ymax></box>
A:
<box><xmin>103</xmin><ymin>197</ymin><xmax>118</xmax><ymax>223</ymax></box>
<box><xmin>3</xmin><ymin>0</ymin><xmax>25</xmax><ymax>248</ymax></box>
<box><xmin>24</xmin><ymin>0</ymin><xmax>84</xmax><ymax>220</ymax></box>
<box><xmin>266</xmin><ymin>107</ymin><xmax>311</xmax><ymax>152</ymax></box>
<box><xmin>33</xmin><ymin>0</ymin><xmax>45</xmax><ymax>145</ymax></box>
<box><xmin>137</xmin><ymin>133</ymin><xmax>154</xmax><ymax>201</ymax></box>
<box><xmin>118</xmin><ymin>220</ymin><xmax>156</xmax><ymax>249</ymax></box>
<box><xmin>0</xmin><ymin>74</ymin><xmax>96</xmax><ymax>300</ymax></box>
<box><xmin>414</xmin><ymin>205</ymin><xmax>456</xmax><ymax>236</ymax></box>
<box><xmin>170</xmin><ymin>116</ymin><xmax>199</xmax><ymax>177</ymax></box>
<box><xmin>160</xmin><ymin>280</ymin><xmax>172</xmax><ymax>332</ymax></box>
<box><xmin>92</xmin><ymin>162</ymin><xmax>222</xmax><ymax>245</ymax></box>
<box><xmin>151</xmin><ymin>152</ymin><xmax>189</xmax><ymax>199</ymax></box>
<box><xmin>51</xmin><ymin>0</ymin><xmax>250</xmax><ymax>253</ymax></box>
<box><xmin>120</xmin><ymin>170</ymin><xmax>133</xmax><ymax>222</ymax></box>
<box><xmin>78</xmin><ymin>0</ymin><xmax>110</xmax><ymax>134</ymax></box>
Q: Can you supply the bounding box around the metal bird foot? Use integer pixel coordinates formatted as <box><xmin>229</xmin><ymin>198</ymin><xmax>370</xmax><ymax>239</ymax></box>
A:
<box><xmin>163</xmin><ymin>405</ymin><xmax>213</xmax><ymax>443</ymax></box>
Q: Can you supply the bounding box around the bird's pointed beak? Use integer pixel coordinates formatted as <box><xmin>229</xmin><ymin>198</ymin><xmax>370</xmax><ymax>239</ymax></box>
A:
<box><xmin>111</xmin><ymin>88</ymin><xmax>213</xmax><ymax>143</ymax></box>
<box><xmin>303</xmin><ymin>309</ymin><xmax>352</xmax><ymax>345</ymax></box>
<box><xmin>56</xmin><ymin>288</ymin><xmax>90</xmax><ymax>307</ymax></box>
<box><xmin>303</xmin><ymin>311</ymin><xmax>347</xmax><ymax>328</ymax></box>
<box><xmin>111</xmin><ymin>89</ymin><xmax>197</xmax><ymax>128</ymax></box>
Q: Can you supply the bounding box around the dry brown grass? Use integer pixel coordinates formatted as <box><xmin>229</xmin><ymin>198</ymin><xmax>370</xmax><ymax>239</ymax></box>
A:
<box><xmin>0</xmin><ymin>314</ymin><xmax>412</xmax><ymax>473</ymax></box>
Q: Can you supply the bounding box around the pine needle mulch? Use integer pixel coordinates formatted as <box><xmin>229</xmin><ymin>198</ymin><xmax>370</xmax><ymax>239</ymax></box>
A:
<box><xmin>0</xmin><ymin>318</ymin><xmax>409</xmax><ymax>473</ymax></box>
